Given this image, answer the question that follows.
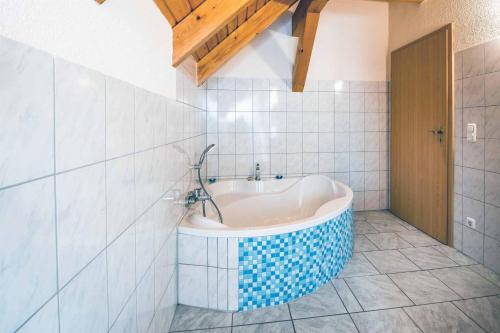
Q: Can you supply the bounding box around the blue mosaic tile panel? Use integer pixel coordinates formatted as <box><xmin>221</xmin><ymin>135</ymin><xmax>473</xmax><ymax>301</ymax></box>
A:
<box><xmin>238</xmin><ymin>208</ymin><xmax>353</xmax><ymax>311</ymax></box>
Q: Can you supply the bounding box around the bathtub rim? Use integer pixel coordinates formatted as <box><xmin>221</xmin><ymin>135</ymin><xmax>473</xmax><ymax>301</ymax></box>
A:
<box><xmin>178</xmin><ymin>176</ymin><xmax>353</xmax><ymax>238</ymax></box>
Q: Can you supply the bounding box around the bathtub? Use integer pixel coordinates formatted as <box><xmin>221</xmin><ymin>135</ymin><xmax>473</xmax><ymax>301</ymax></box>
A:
<box><xmin>177</xmin><ymin>175</ymin><xmax>353</xmax><ymax>312</ymax></box>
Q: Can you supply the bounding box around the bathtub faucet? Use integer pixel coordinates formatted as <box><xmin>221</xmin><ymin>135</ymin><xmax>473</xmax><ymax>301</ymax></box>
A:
<box><xmin>186</xmin><ymin>144</ymin><xmax>224</xmax><ymax>224</ymax></box>
<box><xmin>255</xmin><ymin>163</ymin><xmax>261</xmax><ymax>181</ymax></box>
<box><xmin>185</xmin><ymin>188</ymin><xmax>210</xmax><ymax>207</ymax></box>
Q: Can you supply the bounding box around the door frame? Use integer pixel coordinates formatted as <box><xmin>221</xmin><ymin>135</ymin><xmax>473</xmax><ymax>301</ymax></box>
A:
<box><xmin>390</xmin><ymin>24</ymin><xmax>454</xmax><ymax>245</ymax></box>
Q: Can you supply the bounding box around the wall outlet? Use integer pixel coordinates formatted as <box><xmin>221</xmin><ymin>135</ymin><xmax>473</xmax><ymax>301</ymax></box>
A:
<box><xmin>466</xmin><ymin>217</ymin><xmax>477</xmax><ymax>229</ymax></box>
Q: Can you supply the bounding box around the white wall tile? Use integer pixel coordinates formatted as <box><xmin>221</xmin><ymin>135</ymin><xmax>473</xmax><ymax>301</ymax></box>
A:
<box><xmin>178</xmin><ymin>233</ymin><xmax>208</xmax><ymax>266</ymax></box>
<box><xmin>485</xmin><ymin>204</ymin><xmax>500</xmax><ymax>242</ymax></box>
<box><xmin>17</xmin><ymin>297</ymin><xmax>59</xmax><ymax>333</ymax></box>
<box><xmin>217</xmin><ymin>238</ymin><xmax>228</xmax><ymax>268</ymax></box>
<box><xmin>228</xmin><ymin>269</ymin><xmax>239</xmax><ymax>311</ymax></box>
<box><xmin>106</xmin><ymin>77</ymin><xmax>135</xmax><ymax>158</ymax></box>
<box><xmin>136</xmin><ymin>267</ymin><xmax>155</xmax><ymax>333</ymax></box>
<box><xmin>228</xmin><ymin>238</ymin><xmax>239</xmax><ymax>269</ymax></box>
<box><xmin>462</xmin><ymin>197</ymin><xmax>485</xmax><ymax>233</ymax></box>
<box><xmin>253</xmin><ymin>91</ymin><xmax>270</xmax><ymax>111</ymax></box>
<box><xmin>109</xmin><ymin>292</ymin><xmax>137</xmax><ymax>333</ymax></box>
<box><xmin>55</xmin><ymin>59</ymin><xmax>105</xmax><ymax>171</ymax></box>
<box><xmin>56</xmin><ymin>164</ymin><xmax>106</xmax><ymax>286</ymax></box>
<box><xmin>217</xmin><ymin>269</ymin><xmax>228</xmax><ymax>311</ymax></box>
<box><xmin>287</xmin><ymin>153</ymin><xmax>303</xmax><ymax>175</ymax></box>
<box><xmin>271</xmin><ymin>154</ymin><xmax>287</xmax><ymax>175</ymax></box>
<box><xmin>463</xmin><ymin>76</ymin><xmax>485</xmax><ymax>107</ymax></box>
<box><xmin>0</xmin><ymin>179</ymin><xmax>57</xmax><ymax>333</ymax></box>
<box><xmin>236</xmin><ymin>155</ymin><xmax>254</xmax><ymax>176</ymax></box>
<box><xmin>107</xmin><ymin>226</ymin><xmax>136</xmax><ymax>325</ymax></box>
<box><xmin>208</xmin><ymin>267</ymin><xmax>218</xmax><ymax>309</ymax></box>
<box><xmin>106</xmin><ymin>156</ymin><xmax>135</xmax><ymax>243</ymax></box>
<box><xmin>485</xmin><ymin>171</ymin><xmax>500</xmax><ymax>207</ymax></box>
<box><xmin>484</xmin><ymin>236</ymin><xmax>500</xmax><ymax>274</ymax></box>
<box><xmin>485</xmin><ymin>71</ymin><xmax>500</xmax><ymax>106</ymax></box>
<box><xmin>0</xmin><ymin>37</ymin><xmax>54</xmax><ymax>188</ymax></box>
<box><xmin>462</xmin><ymin>226</ymin><xmax>484</xmax><ymax>262</ymax></box>
<box><xmin>59</xmin><ymin>253</ymin><xmax>108</xmax><ymax>333</ymax></box>
<box><xmin>135</xmin><ymin>209</ymin><xmax>155</xmax><ymax>281</ymax></box>
<box><xmin>462</xmin><ymin>167</ymin><xmax>485</xmax><ymax>201</ymax></box>
<box><xmin>178</xmin><ymin>264</ymin><xmax>208</xmax><ymax>308</ymax></box>
<box><xmin>236</xmin><ymin>91</ymin><xmax>252</xmax><ymax>111</ymax></box>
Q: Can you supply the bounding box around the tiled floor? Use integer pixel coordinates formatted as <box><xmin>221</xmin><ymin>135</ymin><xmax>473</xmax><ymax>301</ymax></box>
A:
<box><xmin>169</xmin><ymin>211</ymin><xmax>500</xmax><ymax>333</ymax></box>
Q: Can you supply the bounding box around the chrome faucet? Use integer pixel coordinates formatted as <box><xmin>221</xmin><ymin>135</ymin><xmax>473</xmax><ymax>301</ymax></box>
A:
<box><xmin>185</xmin><ymin>144</ymin><xmax>223</xmax><ymax>224</ymax></box>
<box><xmin>255</xmin><ymin>163</ymin><xmax>261</xmax><ymax>181</ymax></box>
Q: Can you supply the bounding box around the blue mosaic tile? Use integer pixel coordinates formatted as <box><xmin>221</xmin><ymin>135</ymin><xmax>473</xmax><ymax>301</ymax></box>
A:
<box><xmin>238</xmin><ymin>208</ymin><xmax>353</xmax><ymax>311</ymax></box>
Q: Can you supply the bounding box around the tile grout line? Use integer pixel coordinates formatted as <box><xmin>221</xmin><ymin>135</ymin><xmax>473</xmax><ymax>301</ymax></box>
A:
<box><xmin>52</xmin><ymin>55</ymin><xmax>62</xmax><ymax>333</ymax></box>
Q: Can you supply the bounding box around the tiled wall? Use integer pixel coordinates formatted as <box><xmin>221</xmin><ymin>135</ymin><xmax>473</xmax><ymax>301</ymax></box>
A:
<box><xmin>0</xmin><ymin>36</ymin><xmax>207</xmax><ymax>333</ymax></box>
<box><xmin>177</xmin><ymin>234</ymin><xmax>239</xmax><ymax>311</ymax></box>
<box><xmin>454</xmin><ymin>37</ymin><xmax>500</xmax><ymax>274</ymax></box>
<box><xmin>205</xmin><ymin>78</ymin><xmax>391</xmax><ymax>211</ymax></box>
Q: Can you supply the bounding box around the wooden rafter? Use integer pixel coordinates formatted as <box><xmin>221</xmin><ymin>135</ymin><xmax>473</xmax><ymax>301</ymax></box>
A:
<box><xmin>172</xmin><ymin>0</ymin><xmax>255</xmax><ymax>67</ymax></box>
<box><xmin>292</xmin><ymin>0</ymin><xmax>328</xmax><ymax>92</ymax></box>
<box><xmin>95</xmin><ymin>0</ymin><xmax>106</xmax><ymax>4</ymax></box>
<box><xmin>366</xmin><ymin>0</ymin><xmax>423</xmax><ymax>2</ymax></box>
<box><xmin>147</xmin><ymin>0</ymin><xmax>426</xmax><ymax>86</ymax></box>
<box><xmin>196</xmin><ymin>0</ymin><xmax>298</xmax><ymax>86</ymax></box>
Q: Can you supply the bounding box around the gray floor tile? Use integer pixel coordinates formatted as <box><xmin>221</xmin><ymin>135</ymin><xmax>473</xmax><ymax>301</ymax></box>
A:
<box><xmin>454</xmin><ymin>296</ymin><xmax>500</xmax><ymax>333</ymax></box>
<box><xmin>169</xmin><ymin>305</ymin><xmax>232</xmax><ymax>332</ymax></box>
<box><xmin>430</xmin><ymin>267</ymin><xmax>500</xmax><ymax>298</ymax></box>
<box><xmin>351</xmin><ymin>308</ymin><xmax>421</xmax><ymax>333</ymax></box>
<box><xmin>232</xmin><ymin>304</ymin><xmax>290</xmax><ymax>326</ymax></box>
<box><xmin>289</xmin><ymin>283</ymin><xmax>346</xmax><ymax>319</ymax></box>
<box><xmin>396</xmin><ymin>220</ymin><xmax>418</xmax><ymax>231</ymax></box>
<box><xmin>332</xmin><ymin>279</ymin><xmax>363</xmax><ymax>313</ymax></box>
<box><xmin>294</xmin><ymin>314</ymin><xmax>358</xmax><ymax>333</ymax></box>
<box><xmin>354</xmin><ymin>221</ymin><xmax>378</xmax><ymax>235</ymax></box>
<box><xmin>397</xmin><ymin>230</ymin><xmax>442</xmax><ymax>247</ymax></box>
<box><xmin>388</xmin><ymin>271</ymin><xmax>460</xmax><ymax>305</ymax></box>
<box><xmin>400</xmin><ymin>247</ymin><xmax>459</xmax><ymax>270</ymax></box>
<box><xmin>357</xmin><ymin>210</ymin><xmax>398</xmax><ymax>221</ymax></box>
<box><xmin>368</xmin><ymin>220</ymin><xmax>409</xmax><ymax>233</ymax></box>
<box><xmin>345</xmin><ymin>275</ymin><xmax>413</xmax><ymax>311</ymax></box>
<box><xmin>404</xmin><ymin>302</ymin><xmax>484</xmax><ymax>333</ymax></box>
<box><xmin>339</xmin><ymin>253</ymin><xmax>379</xmax><ymax>277</ymax></box>
<box><xmin>468</xmin><ymin>264</ymin><xmax>500</xmax><ymax>287</ymax></box>
<box><xmin>175</xmin><ymin>329</ymin><xmax>231</xmax><ymax>333</ymax></box>
<box><xmin>365</xmin><ymin>232</ymin><xmax>413</xmax><ymax>250</ymax></box>
<box><xmin>364</xmin><ymin>250</ymin><xmax>420</xmax><ymax>273</ymax></box>
<box><xmin>353</xmin><ymin>214</ymin><xmax>367</xmax><ymax>222</ymax></box>
<box><xmin>354</xmin><ymin>235</ymin><xmax>378</xmax><ymax>252</ymax></box>
<box><xmin>432</xmin><ymin>245</ymin><xmax>477</xmax><ymax>265</ymax></box>
<box><xmin>232</xmin><ymin>321</ymin><xmax>294</xmax><ymax>333</ymax></box>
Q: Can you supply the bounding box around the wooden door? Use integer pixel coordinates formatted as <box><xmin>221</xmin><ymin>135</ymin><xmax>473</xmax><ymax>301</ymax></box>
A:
<box><xmin>391</xmin><ymin>25</ymin><xmax>453</xmax><ymax>244</ymax></box>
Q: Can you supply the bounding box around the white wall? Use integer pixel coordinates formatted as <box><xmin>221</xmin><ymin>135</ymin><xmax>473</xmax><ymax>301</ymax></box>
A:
<box><xmin>215</xmin><ymin>0</ymin><xmax>389</xmax><ymax>82</ymax></box>
<box><xmin>389</xmin><ymin>0</ymin><xmax>500</xmax><ymax>53</ymax></box>
<box><xmin>0</xmin><ymin>0</ymin><xmax>176</xmax><ymax>98</ymax></box>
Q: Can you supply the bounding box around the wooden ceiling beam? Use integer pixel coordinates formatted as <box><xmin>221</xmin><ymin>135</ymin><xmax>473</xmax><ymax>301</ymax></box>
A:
<box><xmin>363</xmin><ymin>0</ymin><xmax>424</xmax><ymax>2</ymax></box>
<box><xmin>172</xmin><ymin>0</ymin><xmax>255</xmax><ymax>67</ymax></box>
<box><xmin>292</xmin><ymin>0</ymin><xmax>328</xmax><ymax>92</ymax></box>
<box><xmin>154</xmin><ymin>0</ymin><xmax>177</xmax><ymax>26</ymax></box>
<box><xmin>196</xmin><ymin>0</ymin><xmax>298</xmax><ymax>86</ymax></box>
<box><xmin>95</xmin><ymin>0</ymin><xmax>106</xmax><ymax>4</ymax></box>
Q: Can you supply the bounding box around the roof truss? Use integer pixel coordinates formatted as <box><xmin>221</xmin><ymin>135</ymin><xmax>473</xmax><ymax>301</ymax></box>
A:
<box><xmin>150</xmin><ymin>0</ymin><xmax>425</xmax><ymax>86</ymax></box>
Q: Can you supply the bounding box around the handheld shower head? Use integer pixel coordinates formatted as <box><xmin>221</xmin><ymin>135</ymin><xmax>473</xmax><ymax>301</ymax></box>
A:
<box><xmin>198</xmin><ymin>144</ymin><xmax>216</xmax><ymax>166</ymax></box>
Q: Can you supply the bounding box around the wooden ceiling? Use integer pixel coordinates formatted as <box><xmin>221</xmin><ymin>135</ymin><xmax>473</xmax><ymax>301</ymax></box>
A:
<box><xmin>96</xmin><ymin>0</ymin><xmax>424</xmax><ymax>91</ymax></box>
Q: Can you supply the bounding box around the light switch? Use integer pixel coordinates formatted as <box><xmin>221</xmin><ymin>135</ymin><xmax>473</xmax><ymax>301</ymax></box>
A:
<box><xmin>467</xmin><ymin>123</ymin><xmax>477</xmax><ymax>142</ymax></box>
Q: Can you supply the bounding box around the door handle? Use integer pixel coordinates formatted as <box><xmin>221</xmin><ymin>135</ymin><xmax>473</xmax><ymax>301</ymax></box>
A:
<box><xmin>429</xmin><ymin>127</ymin><xmax>445</xmax><ymax>143</ymax></box>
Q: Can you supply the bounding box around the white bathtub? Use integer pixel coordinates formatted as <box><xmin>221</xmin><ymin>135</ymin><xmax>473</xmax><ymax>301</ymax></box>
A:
<box><xmin>177</xmin><ymin>175</ymin><xmax>354</xmax><ymax>312</ymax></box>
<box><xmin>179</xmin><ymin>174</ymin><xmax>353</xmax><ymax>237</ymax></box>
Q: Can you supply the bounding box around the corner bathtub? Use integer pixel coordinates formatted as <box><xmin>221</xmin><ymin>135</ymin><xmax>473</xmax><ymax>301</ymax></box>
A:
<box><xmin>177</xmin><ymin>175</ymin><xmax>353</xmax><ymax>312</ymax></box>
